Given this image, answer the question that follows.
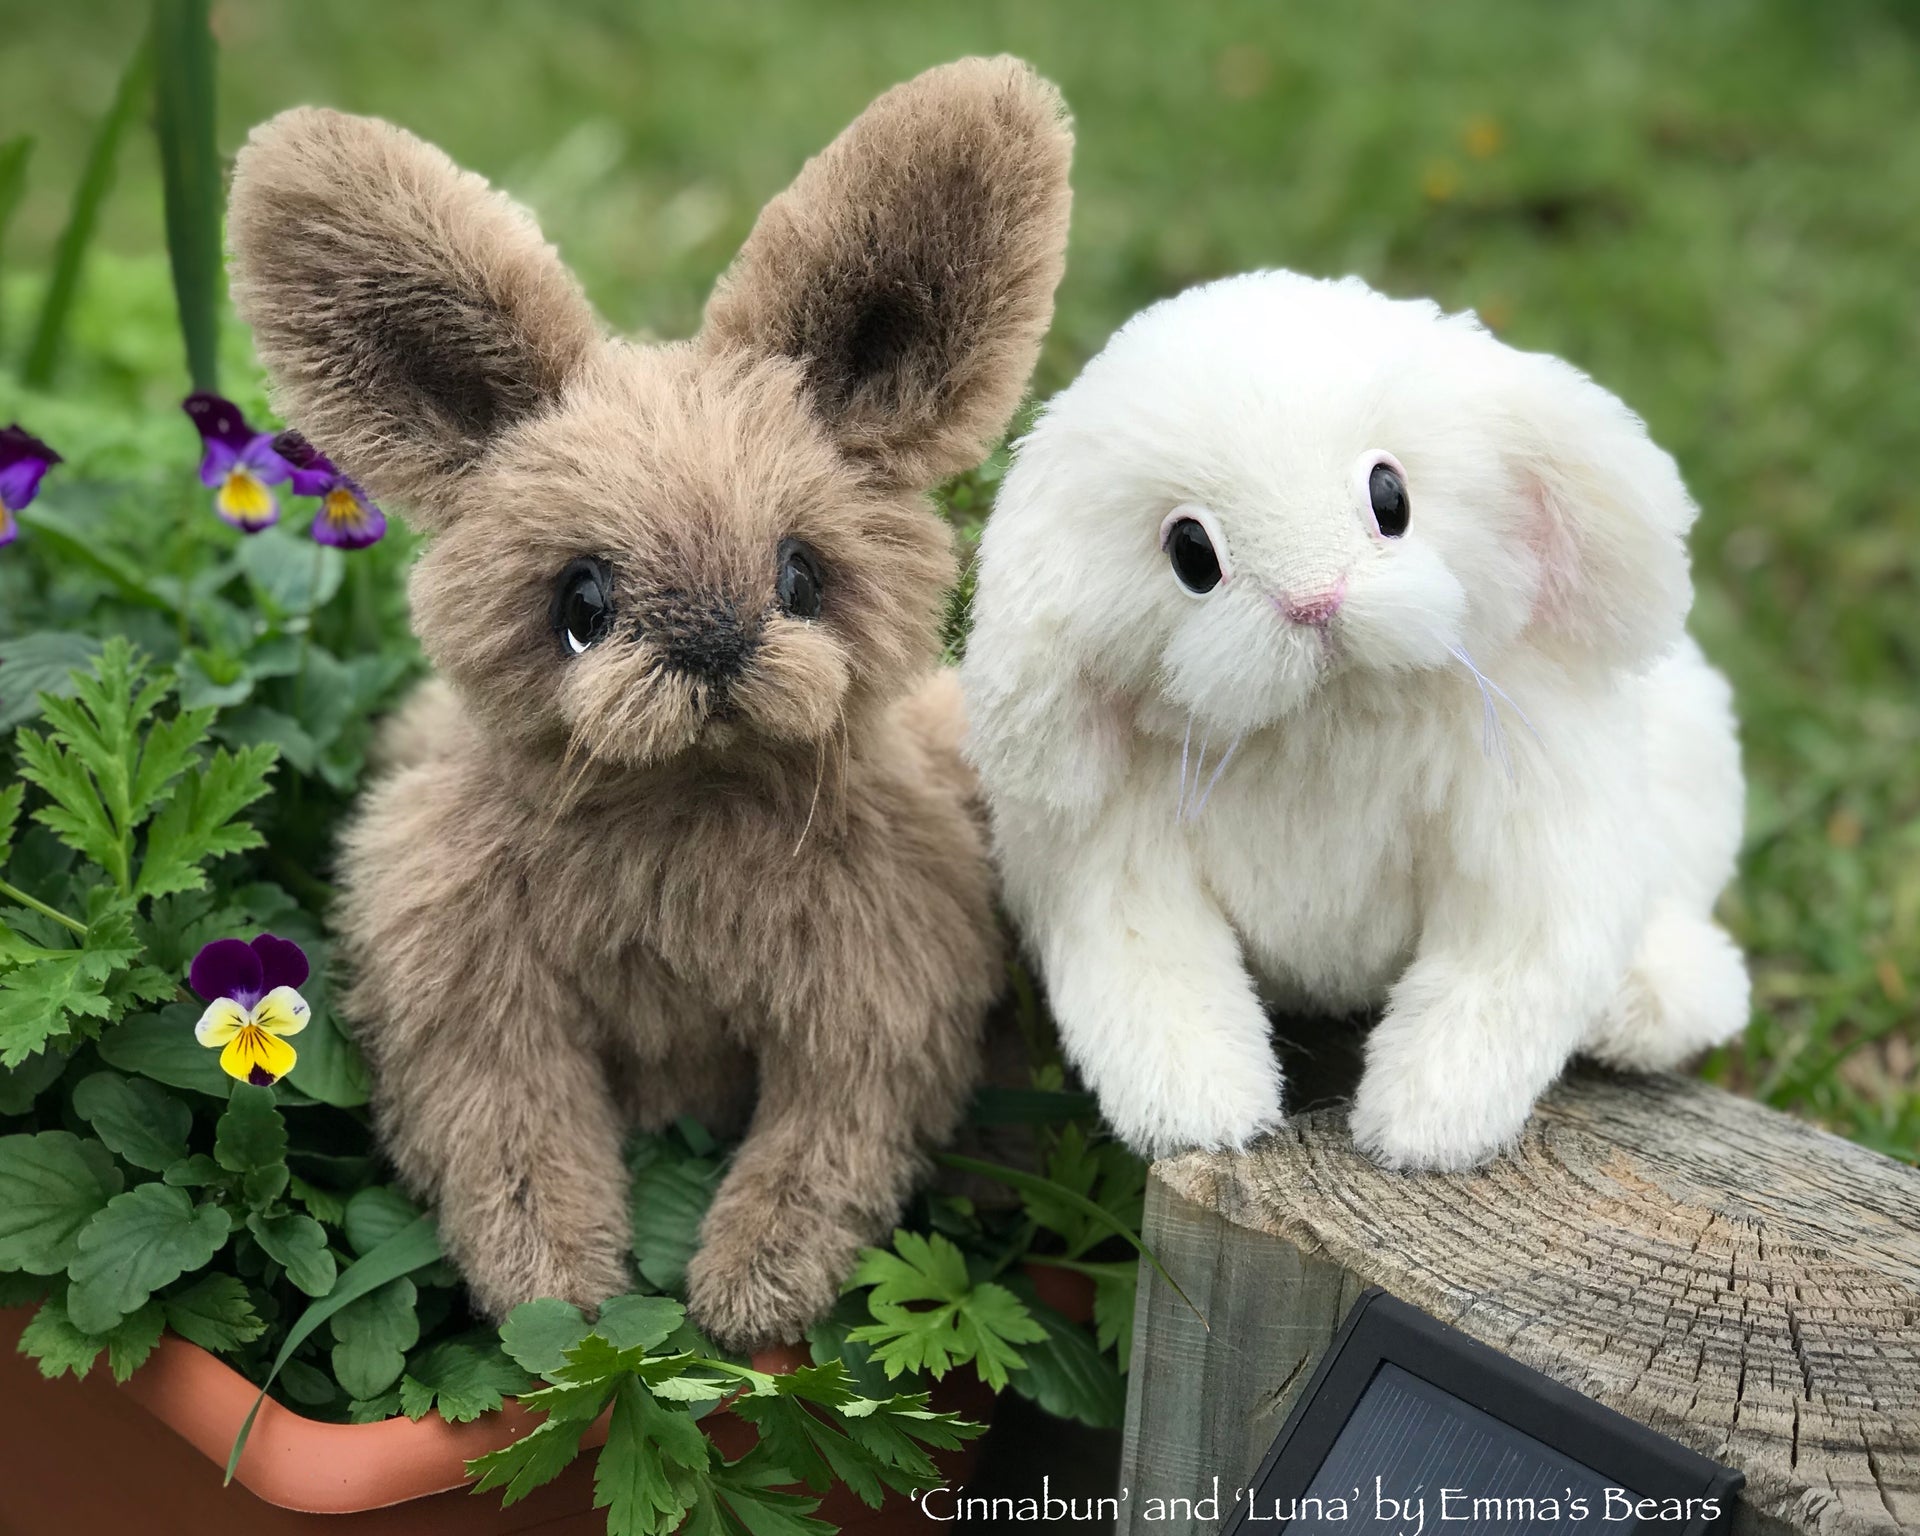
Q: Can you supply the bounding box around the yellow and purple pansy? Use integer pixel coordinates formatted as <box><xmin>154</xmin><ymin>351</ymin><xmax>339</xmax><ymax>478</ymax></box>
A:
<box><xmin>185</xmin><ymin>393</ymin><xmax>293</xmax><ymax>533</ymax></box>
<box><xmin>0</xmin><ymin>424</ymin><xmax>62</xmax><ymax>549</ymax></box>
<box><xmin>190</xmin><ymin>934</ymin><xmax>311</xmax><ymax>1087</ymax></box>
<box><xmin>277</xmin><ymin>431</ymin><xmax>387</xmax><ymax>550</ymax></box>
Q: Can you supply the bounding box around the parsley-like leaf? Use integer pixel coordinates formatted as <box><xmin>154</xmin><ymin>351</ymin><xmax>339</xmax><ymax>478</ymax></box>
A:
<box><xmin>844</xmin><ymin>1230</ymin><xmax>1047</xmax><ymax>1390</ymax></box>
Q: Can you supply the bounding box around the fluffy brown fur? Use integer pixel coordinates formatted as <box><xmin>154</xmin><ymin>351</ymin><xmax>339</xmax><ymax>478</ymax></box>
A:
<box><xmin>226</xmin><ymin>57</ymin><xmax>1073</xmax><ymax>1347</ymax></box>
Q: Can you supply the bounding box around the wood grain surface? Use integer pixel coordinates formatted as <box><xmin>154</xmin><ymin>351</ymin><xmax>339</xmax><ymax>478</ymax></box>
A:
<box><xmin>1121</xmin><ymin>1069</ymin><xmax>1919</xmax><ymax>1536</ymax></box>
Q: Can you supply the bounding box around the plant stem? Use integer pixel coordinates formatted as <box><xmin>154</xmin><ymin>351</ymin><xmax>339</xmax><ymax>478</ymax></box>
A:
<box><xmin>292</xmin><ymin>540</ymin><xmax>323</xmax><ymax>718</ymax></box>
<box><xmin>0</xmin><ymin>879</ymin><xmax>89</xmax><ymax>938</ymax></box>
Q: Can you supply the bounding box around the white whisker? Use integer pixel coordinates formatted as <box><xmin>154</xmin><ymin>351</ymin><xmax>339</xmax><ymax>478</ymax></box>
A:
<box><xmin>1190</xmin><ymin>733</ymin><xmax>1244</xmax><ymax>821</ymax></box>
<box><xmin>1177</xmin><ymin>711</ymin><xmax>1194</xmax><ymax>818</ymax></box>
<box><xmin>1448</xmin><ymin>644</ymin><xmax>1537</xmax><ymax>781</ymax></box>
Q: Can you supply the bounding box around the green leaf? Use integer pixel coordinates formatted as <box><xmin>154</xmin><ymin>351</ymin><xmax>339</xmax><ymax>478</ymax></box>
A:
<box><xmin>224</xmin><ymin>1214</ymin><xmax>443</xmax><ymax>1483</ymax></box>
<box><xmin>136</xmin><ymin>743</ymin><xmax>278</xmax><ymax>901</ymax></box>
<box><xmin>329</xmin><ymin>1276</ymin><xmax>419</xmax><ymax>1399</ymax></box>
<box><xmin>343</xmin><ymin>1186</ymin><xmax>422</xmax><ymax>1256</ymax></box>
<box><xmin>0</xmin><ymin>781</ymin><xmax>23</xmax><ymax>866</ymax></box>
<box><xmin>70</xmin><ymin>1070</ymin><xmax>192</xmax><ymax>1171</ymax></box>
<box><xmin>214</xmin><ymin>1082</ymin><xmax>286</xmax><ymax>1172</ymax></box>
<box><xmin>128</xmin><ymin>705</ymin><xmax>214</xmax><ymax>830</ymax></box>
<box><xmin>246</xmin><ymin>1211</ymin><xmax>336</xmax><ymax>1297</ymax></box>
<box><xmin>630</xmin><ymin>1155</ymin><xmax>721</xmax><ymax>1292</ymax></box>
<box><xmin>97</xmin><ymin>1004</ymin><xmax>233</xmax><ymax>1097</ymax></box>
<box><xmin>162</xmin><ymin>1272</ymin><xmax>266</xmax><ymax>1352</ymax></box>
<box><xmin>0</xmin><ymin>905</ymin><xmax>143</xmax><ymax>1066</ymax></box>
<box><xmin>596</xmin><ymin>1375</ymin><xmax>711</xmax><ymax>1536</ymax></box>
<box><xmin>276</xmin><ymin>1003</ymin><xmax>369</xmax><ymax>1109</ymax></box>
<box><xmin>18</xmin><ymin>1294</ymin><xmax>105</xmax><ymax>1381</ymax></box>
<box><xmin>0</xmin><ymin>137</ymin><xmax>33</xmax><ymax>346</ymax></box>
<box><xmin>467</xmin><ymin>1413</ymin><xmax>593</xmax><ymax>1508</ymax></box>
<box><xmin>104</xmin><ymin>1298</ymin><xmax>167</xmax><ymax>1382</ymax></box>
<box><xmin>281</xmin><ymin>1357</ymin><xmax>338</xmax><ymax>1407</ymax></box>
<box><xmin>999</xmin><ymin>1287</ymin><xmax>1126</xmax><ymax>1428</ymax></box>
<box><xmin>498</xmin><ymin>1296</ymin><xmax>592</xmax><ymax>1379</ymax></box>
<box><xmin>289</xmin><ymin>1174</ymin><xmax>347</xmax><ymax>1225</ymax></box>
<box><xmin>935</xmin><ymin>1150</ymin><xmax>1204</xmax><ymax>1330</ymax></box>
<box><xmin>21</xmin><ymin>39</ymin><xmax>151</xmax><ymax>388</ymax></box>
<box><xmin>66</xmin><ymin>1182</ymin><xmax>231</xmax><ymax>1334</ymax></box>
<box><xmin>844</xmin><ymin>1231</ymin><xmax>1046</xmax><ymax>1391</ymax></box>
<box><xmin>597</xmin><ymin>1293</ymin><xmax>687</xmax><ymax>1354</ymax></box>
<box><xmin>0</xmin><ymin>1130</ymin><xmax>124</xmax><ymax>1273</ymax></box>
<box><xmin>0</xmin><ymin>1048</ymin><xmax>67</xmax><ymax>1115</ymax></box>
<box><xmin>348</xmin><ymin>1389</ymin><xmax>404</xmax><ymax>1424</ymax></box>
<box><xmin>174</xmin><ymin>649</ymin><xmax>254</xmax><ymax>712</ymax></box>
<box><xmin>399</xmin><ymin>1338</ymin><xmax>537</xmax><ymax>1424</ymax></box>
<box><xmin>163</xmin><ymin>1153</ymin><xmax>223</xmax><ymax>1187</ymax></box>
<box><xmin>689</xmin><ymin>1458</ymin><xmax>833</xmax><ymax>1536</ymax></box>
<box><xmin>237</xmin><ymin>526</ymin><xmax>345</xmax><ymax>614</ymax></box>
<box><xmin>0</xmin><ymin>633</ymin><xmax>101</xmax><ymax>733</ymax></box>
<box><xmin>151</xmin><ymin>0</ymin><xmax>224</xmax><ymax>394</ymax></box>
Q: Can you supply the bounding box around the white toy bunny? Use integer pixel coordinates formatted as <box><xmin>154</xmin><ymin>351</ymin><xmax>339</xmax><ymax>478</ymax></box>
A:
<box><xmin>962</xmin><ymin>271</ymin><xmax>1750</xmax><ymax>1171</ymax></box>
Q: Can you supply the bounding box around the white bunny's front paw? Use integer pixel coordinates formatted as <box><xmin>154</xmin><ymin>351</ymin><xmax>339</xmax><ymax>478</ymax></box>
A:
<box><xmin>1350</xmin><ymin>1012</ymin><xmax>1541</xmax><ymax>1172</ymax></box>
<box><xmin>1094</xmin><ymin>1045</ymin><xmax>1286</xmax><ymax>1159</ymax></box>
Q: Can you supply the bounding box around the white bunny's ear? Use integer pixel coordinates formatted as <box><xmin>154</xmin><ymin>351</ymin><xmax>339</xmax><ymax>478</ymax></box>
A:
<box><xmin>961</xmin><ymin>622</ymin><xmax>1129</xmax><ymax>831</ymax></box>
<box><xmin>1497</xmin><ymin>350</ymin><xmax>1697</xmax><ymax>669</ymax></box>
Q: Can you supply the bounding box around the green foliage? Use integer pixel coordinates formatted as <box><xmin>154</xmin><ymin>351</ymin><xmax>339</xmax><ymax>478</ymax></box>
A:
<box><xmin>20</xmin><ymin>41</ymin><xmax>150</xmax><ymax>387</ymax></box>
<box><xmin>845</xmin><ymin>1231</ymin><xmax>1047</xmax><ymax>1391</ymax></box>
<box><xmin>149</xmin><ymin>0</ymin><xmax>222</xmax><ymax>394</ymax></box>
<box><xmin>399</xmin><ymin>1337</ymin><xmax>537</xmax><ymax>1423</ymax></box>
<box><xmin>0</xmin><ymin>1129</ymin><xmax>123</xmax><ymax>1273</ymax></box>
<box><xmin>0</xmin><ymin>640</ymin><xmax>275</xmax><ymax>1068</ymax></box>
<box><xmin>471</xmin><ymin>1296</ymin><xmax>982</xmax><ymax>1536</ymax></box>
<box><xmin>65</xmin><ymin>1181</ymin><xmax>231</xmax><ymax>1332</ymax></box>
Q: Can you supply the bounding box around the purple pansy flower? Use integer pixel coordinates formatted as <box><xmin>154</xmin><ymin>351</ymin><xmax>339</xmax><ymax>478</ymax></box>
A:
<box><xmin>0</xmin><ymin>424</ymin><xmax>62</xmax><ymax>549</ymax></box>
<box><xmin>275</xmin><ymin>431</ymin><xmax>387</xmax><ymax>550</ymax></box>
<box><xmin>189</xmin><ymin>934</ymin><xmax>311</xmax><ymax>1086</ymax></box>
<box><xmin>185</xmin><ymin>393</ymin><xmax>292</xmax><ymax>533</ymax></box>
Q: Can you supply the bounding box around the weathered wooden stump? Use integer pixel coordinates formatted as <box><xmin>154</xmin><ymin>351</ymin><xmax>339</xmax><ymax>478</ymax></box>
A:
<box><xmin>1121</xmin><ymin>1069</ymin><xmax>1920</xmax><ymax>1536</ymax></box>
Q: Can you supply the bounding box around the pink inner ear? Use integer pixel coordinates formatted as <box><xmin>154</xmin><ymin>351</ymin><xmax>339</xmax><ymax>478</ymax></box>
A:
<box><xmin>1523</xmin><ymin>474</ymin><xmax>1583</xmax><ymax>631</ymax></box>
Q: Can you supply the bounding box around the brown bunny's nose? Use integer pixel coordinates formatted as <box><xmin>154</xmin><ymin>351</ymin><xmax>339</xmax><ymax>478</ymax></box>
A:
<box><xmin>648</xmin><ymin>591</ymin><xmax>762</xmax><ymax>685</ymax></box>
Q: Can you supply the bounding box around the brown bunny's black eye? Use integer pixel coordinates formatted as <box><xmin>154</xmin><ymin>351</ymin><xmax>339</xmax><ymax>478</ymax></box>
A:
<box><xmin>552</xmin><ymin>558</ymin><xmax>613</xmax><ymax>656</ymax></box>
<box><xmin>1166</xmin><ymin>518</ymin><xmax>1222</xmax><ymax>594</ymax></box>
<box><xmin>777</xmin><ymin>539</ymin><xmax>824</xmax><ymax>619</ymax></box>
<box><xmin>1369</xmin><ymin>462</ymin><xmax>1410</xmax><ymax>538</ymax></box>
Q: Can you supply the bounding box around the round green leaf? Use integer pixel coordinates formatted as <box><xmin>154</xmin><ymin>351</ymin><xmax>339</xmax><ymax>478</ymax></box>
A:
<box><xmin>96</xmin><ymin>1004</ymin><xmax>232</xmax><ymax>1098</ymax></box>
<box><xmin>66</xmin><ymin>1183</ymin><xmax>232</xmax><ymax>1333</ymax></box>
<box><xmin>71</xmin><ymin>1070</ymin><xmax>192</xmax><ymax>1172</ymax></box>
<box><xmin>0</xmin><ymin>1130</ymin><xmax>124</xmax><ymax>1274</ymax></box>
<box><xmin>498</xmin><ymin>1296</ymin><xmax>591</xmax><ymax>1379</ymax></box>
<box><xmin>247</xmin><ymin>1211</ymin><xmax>336</xmax><ymax>1297</ymax></box>
<box><xmin>344</xmin><ymin>1186</ymin><xmax>421</xmax><ymax>1257</ymax></box>
<box><xmin>214</xmin><ymin>1082</ymin><xmax>287</xmax><ymax>1173</ymax></box>
<box><xmin>329</xmin><ymin>1276</ymin><xmax>419</xmax><ymax>1399</ymax></box>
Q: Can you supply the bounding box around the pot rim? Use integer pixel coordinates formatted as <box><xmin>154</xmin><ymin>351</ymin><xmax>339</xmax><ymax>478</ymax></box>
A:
<box><xmin>0</xmin><ymin>1306</ymin><xmax>802</xmax><ymax>1516</ymax></box>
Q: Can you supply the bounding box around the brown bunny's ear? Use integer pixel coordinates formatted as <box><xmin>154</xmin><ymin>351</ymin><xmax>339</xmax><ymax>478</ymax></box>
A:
<box><xmin>227</xmin><ymin>108</ymin><xmax>600</xmax><ymax>526</ymax></box>
<box><xmin>700</xmin><ymin>56</ymin><xmax>1073</xmax><ymax>492</ymax></box>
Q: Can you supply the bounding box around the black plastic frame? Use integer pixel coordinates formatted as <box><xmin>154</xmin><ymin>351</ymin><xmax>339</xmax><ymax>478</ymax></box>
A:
<box><xmin>1220</xmin><ymin>1289</ymin><xmax>1743</xmax><ymax>1536</ymax></box>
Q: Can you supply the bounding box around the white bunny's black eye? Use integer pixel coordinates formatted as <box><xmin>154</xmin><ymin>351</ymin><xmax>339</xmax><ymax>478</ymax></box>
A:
<box><xmin>1165</xmin><ymin>518</ymin><xmax>1223</xmax><ymax>594</ymax></box>
<box><xmin>1368</xmin><ymin>461</ymin><xmax>1411</xmax><ymax>538</ymax></box>
<box><xmin>776</xmin><ymin>538</ymin><xmax>824</xmax><ymax>619</ymax></box>
<box><xmin>552</xmin><ymin>558</ymin><xmax>614</xmax><ymax>655</ymax></box>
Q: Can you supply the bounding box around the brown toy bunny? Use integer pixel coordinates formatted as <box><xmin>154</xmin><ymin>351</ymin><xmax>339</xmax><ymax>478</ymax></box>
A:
<box><xmin>226</xmin><ymin>58</ymin><xmax>1073</xmax><ymax>1348</ymax></box>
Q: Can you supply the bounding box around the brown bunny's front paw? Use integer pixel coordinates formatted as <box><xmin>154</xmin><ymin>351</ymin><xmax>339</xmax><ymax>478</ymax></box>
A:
<box><xmin>684</xmin><ymin>1207</ymin><xmax>858</xmax><ymax>1352</ymax></box>
<box><xmin>461</xmin><ymin>1228</ymin><xmax>634</xmax><ymax>1325</ymax></box>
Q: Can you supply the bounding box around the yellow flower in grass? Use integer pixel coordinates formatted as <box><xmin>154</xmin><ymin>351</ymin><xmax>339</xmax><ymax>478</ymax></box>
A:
<box><xmin>189</xmin><ymin>935</ymin><xmax>311</xmax><ymax>1087</ymax></box>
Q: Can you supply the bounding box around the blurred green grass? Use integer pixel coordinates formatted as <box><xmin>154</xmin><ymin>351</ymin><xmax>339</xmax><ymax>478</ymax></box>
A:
<box><xmin>2</xmin><ymin>0</ymin><xmax>1915</xmax><ymax>1154</ymax></box>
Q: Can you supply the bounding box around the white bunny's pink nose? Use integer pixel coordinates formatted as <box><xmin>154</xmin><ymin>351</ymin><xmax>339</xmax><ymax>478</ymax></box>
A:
<box><xmin>1273</xmin><ymin>578</ymin><xmax>1346</xmax><ymax>628</ymax></box>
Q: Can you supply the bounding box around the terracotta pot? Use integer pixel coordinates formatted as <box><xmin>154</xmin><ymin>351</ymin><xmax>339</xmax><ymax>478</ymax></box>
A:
<box><xmin>0</xmin><ymin>1308</ymin><xmax>992</xmax><ymax>1535</ymax></box>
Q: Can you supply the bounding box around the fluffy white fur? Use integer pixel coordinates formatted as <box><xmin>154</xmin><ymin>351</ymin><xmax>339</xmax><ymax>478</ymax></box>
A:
<box><xmin>961</xmin><ymin>271</ymin><xmax>1750</xmax><ymax>1170</ymax></box>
